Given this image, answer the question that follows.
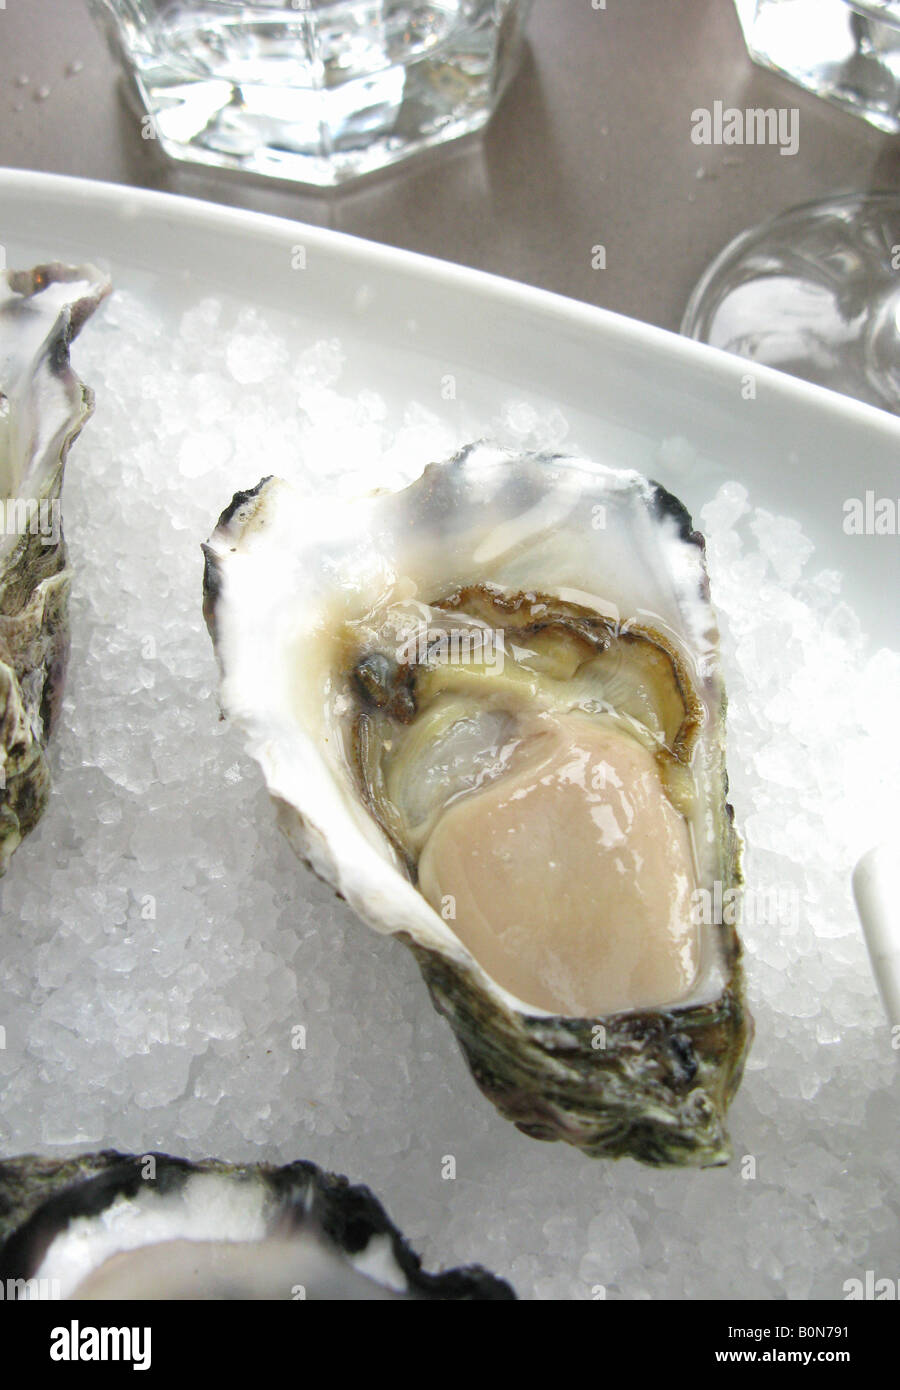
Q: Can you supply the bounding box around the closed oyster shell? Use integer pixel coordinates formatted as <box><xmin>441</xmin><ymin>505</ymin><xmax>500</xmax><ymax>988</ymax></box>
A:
<box><xmin>202</xmin><ymin>444</ymin><xmax>753</xmax><ymax>1166</ymax></box>
<box><xmin>0</xmin><ymin>263</ymin><xmax>110</xmax><ymax>871</ymax></box>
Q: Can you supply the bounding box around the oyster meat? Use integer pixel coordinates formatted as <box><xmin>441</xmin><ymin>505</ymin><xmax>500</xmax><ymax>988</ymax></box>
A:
<box><xmin>0</xmin><ymin>263</ymin><xmax>109</xmax><ymax>872</ymax></box>
<box><xmin>0</xmin><ymin>1150</ymin><xmax>514</xmax><ymax>1300</ymax></box>
<box><xmin>203</xmin><ymin>444</ymin><xmax>753</xmax><ymax>1166</ymax></box>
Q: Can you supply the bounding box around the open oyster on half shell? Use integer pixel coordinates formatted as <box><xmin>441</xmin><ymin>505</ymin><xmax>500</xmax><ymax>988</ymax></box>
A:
<box><xmin>0</xmin><ymin>1150</ymin><xmax>514</xmax><ymax>1300</ymax></box>
<box><xmin>0</xmin><ymin>263</ymin><xmax>109</xmax><ymax>872</ymax></box>
<box><xmin>203</xmin><ymin>444</ymin><xmax>753</xmax><ymax>1166</ymax></box>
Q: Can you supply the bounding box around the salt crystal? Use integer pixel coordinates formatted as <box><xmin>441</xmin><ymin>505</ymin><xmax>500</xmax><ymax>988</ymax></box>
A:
<box><xmin>823</xmin><ymin>600</ymin><xmax>863</xmax><ymax>651</ymax></box>
<box><xmin>177</xmin><ymin>427</ymin><xmax>233</xmax><ymax>479</ymax></box>
<box><xmin>749</xmin><ymin>507</ymin><xmax>815</xmax><ymax>584</ymax></box>
<box><xmin>225</xmin><ymin>333</ymin><xmax>284</xmax><ymax>386</ymax></box>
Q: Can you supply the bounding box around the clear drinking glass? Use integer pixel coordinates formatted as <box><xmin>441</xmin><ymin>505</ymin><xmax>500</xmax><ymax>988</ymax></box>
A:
<box><xmin>683</xmin><ymin>5</ymin><xmax>900</xmax><ymax>414</ymax></box>
<box><xmin>682</xmin><ymin>194</ymin><xmax>900</xmax><ymax>414</ymax></box>
<box><xmin>88</xmin><ymin>0</ymin><xmax>533</xmax><ymax>187</ymax></box>
<box><xmin>734</xmin><ymin>0</ymin><xmax>900</xmax><ymax>133</ymax></box>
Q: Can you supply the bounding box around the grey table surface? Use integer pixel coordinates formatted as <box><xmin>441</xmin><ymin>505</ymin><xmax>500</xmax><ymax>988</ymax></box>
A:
<box><xmin>0</xmin><ymin>0</ymin><xmax>897</xmax><ymax>333</ymax></box>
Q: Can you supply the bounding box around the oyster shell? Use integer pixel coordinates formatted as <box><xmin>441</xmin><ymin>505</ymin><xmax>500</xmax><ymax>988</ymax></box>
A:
<box><xmin>0</xmin><ymin>1150</ymin><xmax>514</xmax><ymax>1300</ymax></box>
<box><xmin>0</xmin><ymin>263</ymin><xmax>110</xmax><ymax>872</ymax></box>
<box><xmin>203</xmin><ymin>444</ymin><xmax>752</xmax><ymax>1166</ymax></box>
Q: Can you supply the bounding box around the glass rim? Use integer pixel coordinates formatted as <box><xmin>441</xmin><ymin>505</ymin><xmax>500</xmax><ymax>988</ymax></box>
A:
<box><xmin>681</xmin><ymin>188</ymin><xmax>900</xmax><ymax>340</ymax></box>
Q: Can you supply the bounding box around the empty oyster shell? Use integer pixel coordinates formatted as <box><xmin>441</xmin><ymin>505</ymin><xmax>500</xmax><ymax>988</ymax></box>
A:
<box><xmin>0</xmin><ymin>263</ymin><xmax>109</xmax><ymax>872</ymax></box>
<box><xmin>202</xmin><ymin>444</ymin><xmax>753</xmax><ymax>1166</ymax></box>
<box><xmin>0</xmin><ymin>1150</ymin><xmax>514</xmax><ymax>1300</ymax></box>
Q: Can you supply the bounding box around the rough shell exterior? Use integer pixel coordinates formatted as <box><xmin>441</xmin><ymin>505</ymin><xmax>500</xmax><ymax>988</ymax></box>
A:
<box><xmin>0</xmin><ymin>264</ymin><xmax>110</xmax><ymax>872</ymax></box>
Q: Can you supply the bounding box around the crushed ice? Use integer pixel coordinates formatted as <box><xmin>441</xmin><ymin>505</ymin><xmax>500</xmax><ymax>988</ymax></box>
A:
<box><xmin>0</xmin><ymin>290</ymin><xmax>897</xmax><ymax>1300</ymax></box>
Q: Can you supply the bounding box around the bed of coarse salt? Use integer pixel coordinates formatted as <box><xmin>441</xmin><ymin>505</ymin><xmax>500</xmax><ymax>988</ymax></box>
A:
<box><xmin>0</xmin><ymin>287</ymin><xmax>898</xmax><ymax>1300</ymax></box>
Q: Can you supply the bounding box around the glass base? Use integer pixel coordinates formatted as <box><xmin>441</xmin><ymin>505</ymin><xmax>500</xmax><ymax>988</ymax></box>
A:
<box><xmin>735</xmin><ymin>0</ymin><xmax>900</xmax><ymax>133</ymax></box>
<box><xmin>682</xmin><ymin>193</ymin><xmax>900</xmax><ymax>414</ymax></box>
<box><xmin>90</xmin><ymin>0</ymin><xmax>531</xmax><ymax>188</ymax></box>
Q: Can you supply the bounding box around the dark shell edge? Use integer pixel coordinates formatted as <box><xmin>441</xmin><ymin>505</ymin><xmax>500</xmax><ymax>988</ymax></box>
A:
<box><xmin>0</xmin><ymin>1150</ymin><xmax>515</xmax><ymax>1301</ymax></box>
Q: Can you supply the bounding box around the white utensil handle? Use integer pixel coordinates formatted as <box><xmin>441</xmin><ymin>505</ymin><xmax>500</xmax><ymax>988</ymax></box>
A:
<box><xmin>853</xmin><ymin>843</ymin><xmax>900</xmax><ymax>1032</ymax></box>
